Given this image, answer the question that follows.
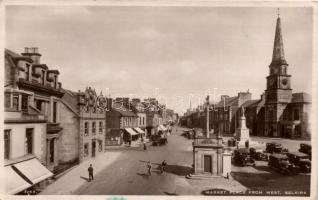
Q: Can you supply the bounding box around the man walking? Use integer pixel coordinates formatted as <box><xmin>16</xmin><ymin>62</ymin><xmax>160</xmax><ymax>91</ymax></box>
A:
<box><xmin>88</xmin><ymin>164</ymin><xmax>94</xmax><ymax>182</ymax></box>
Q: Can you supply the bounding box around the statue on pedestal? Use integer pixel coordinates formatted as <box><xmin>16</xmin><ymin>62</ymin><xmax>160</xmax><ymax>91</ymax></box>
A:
<box><xmin>235</xmin><ymin>106</ymin><xmax>251</xmax><ymax>147</ymax></box>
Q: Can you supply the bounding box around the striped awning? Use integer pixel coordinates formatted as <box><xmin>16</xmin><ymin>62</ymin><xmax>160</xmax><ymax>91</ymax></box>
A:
<box><xmin>13</xmin><ymin>158</ymin><xmax>53</xmax><ymax>185</ymax></box>
<box><xmin>4</xmin><ymin>166</ymin><xmax>32</xmax><ymax>194</ymax></box>
<box><xmin>125</xmin><ymin>128</ymin><xmax>139</xmax><ymax>136</ymax></box>
<box><xmin>134</xmin><ymin>127</ymin><xmax>145</xmax><ymax>134</ymax></box>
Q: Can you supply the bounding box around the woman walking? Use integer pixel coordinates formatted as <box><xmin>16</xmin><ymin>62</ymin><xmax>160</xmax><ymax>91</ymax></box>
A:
<box><xmin>147</xmin><ymin>161</ymin><xmax>152</xmax><ymax>176</ymax></box>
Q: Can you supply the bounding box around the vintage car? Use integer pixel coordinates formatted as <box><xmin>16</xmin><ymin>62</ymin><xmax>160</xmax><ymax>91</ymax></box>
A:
<box><xmin>250</xmin><ymin>148</ymin><xmax>269</xmax><ymax>161</ymax></box>
<box><xmin>268</xmin><ymin>154</ymin><xmax>299</xmax><ymax>175</ymax></box>
<box><xmin>151</xmin><ymin>135</ymin><xmax>168</xmax><ymax>146</ymax></box>
<box><xmin>265</xmin><ymin>142</ymin><xmax>288</xmax><ymax>154</ymax></box>
<box><xmin>233</xmin><ymin>148</ymin><xmax>256</xmax><ymax>167</ymax></box>
<box><xmin>299</xmin><ymin>143</ymin><xmax>312</xmax><ymax>159</ymax></box>
<box><xmin>286</xmin><ymin>152</ymin><xmax>311</xmax><ymax>173</ymax></box>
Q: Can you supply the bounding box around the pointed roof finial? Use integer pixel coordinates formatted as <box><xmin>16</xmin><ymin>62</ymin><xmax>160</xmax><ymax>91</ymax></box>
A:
<box><xmin>270</xmin><ymin>9</ymin><xmax>287</xmax><ymax>66</ymax></box>
<box><xmin>278</xmin><ymin>8</ymin><xmax>280</xmax><ymax>18</ymax></box>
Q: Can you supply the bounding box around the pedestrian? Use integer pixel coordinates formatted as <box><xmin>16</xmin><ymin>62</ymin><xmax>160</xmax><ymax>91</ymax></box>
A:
<box><xmin>161</xmin><ymin>160</ymin><xmax>167</xmax><ymax>173</ymax></box>
<box><xmin>88</xmin><ymin>164</ymin><xmax>94</xmax><ymax>182</ymax></box>
<box><xmin>147</xmin><ymin>161</ymin><xmax>152</xmax><ymax>176</ymax></box>
<box><xmin>143</xmin><ymin>142</ymin><xmax>147</xmax><ymax>151</ymax></box>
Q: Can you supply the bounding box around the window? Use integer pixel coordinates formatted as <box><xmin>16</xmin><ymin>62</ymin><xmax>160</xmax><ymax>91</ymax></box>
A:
<box><xmin>99</xmin><ymin>121</ymin><xmax>103</xmax><ymax>133</ymax></box>
<box><xmin>84</xmin><ymin>122</ymin><xmax>89</xmax><ymax>136</ymax></box>
<box><xmin>283</xmin><ymin>111</ymin><xmax>288</xmax><ymax>120</ymax></box>
<box><xmin>92</xmin><ymin>122</ymin><xmax>96</xmax><ymax>134</ymax></box>
<box><xmin>4</xmin><ymin>130</ymin><xmax>11</xmax><ymax>159</ymax></box>
<box><xmin>5</xmin><ymin>93</ymin><xmax>11</xmax><ymax>108</ymax></box>
<box><xmin>21</xmin><ymin>94</ymin><xmax>28</xmax><ymax>113</ymax></box>
<box><xmin>25</xmin><ymin>128</ymin><xmax>33</xmax><ymax>154</ymax></box>
<box><xmin>13</xmin><ymin>95</ymin><xmax>19</xmax><ymax>111</ymax></box>
<box><xmin>53</xmin><ymin>101</ymin><xmax>57</xmax><ymax>123</ymax></box>
<box><xmin>84</xmin><ymin>143</ymin><xmax>89</xmax><ymax>157</ymax></box>
<box><xmin>50</xmin><ymin>139</ymin><xmax>55</xmax><ymax>163</ymax></box>
<box><xmin>294</xmin><ymin>109</ymin><xmax>300</xmax><ymax>120</ymax></box>
<box><xmin>98</xmin><ymin>140</ymin><xmax>102</xmax><ymax>152</ymax></box>
<box><xmin>143</xmin><ymin>117</ymin><xmax>145</xmax><ymax>125</ymax></box>
<box><xmin>36</xmin><ymin>100</ymin><xmax>42</xmax><ymax>111</ymax></box>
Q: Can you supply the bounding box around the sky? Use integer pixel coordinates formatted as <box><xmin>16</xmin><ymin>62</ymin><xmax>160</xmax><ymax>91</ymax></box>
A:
<box><xmin>5</xmin><ymin>6</ymin><xmax>313</xmax><ymax>114</ymax></box>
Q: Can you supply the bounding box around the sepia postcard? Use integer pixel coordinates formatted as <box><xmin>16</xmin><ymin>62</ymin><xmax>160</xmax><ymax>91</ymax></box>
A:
<box><xmin>0</xmin><ymin>0</ymin><xmax>317</xmax><ymax>200</ymax></box>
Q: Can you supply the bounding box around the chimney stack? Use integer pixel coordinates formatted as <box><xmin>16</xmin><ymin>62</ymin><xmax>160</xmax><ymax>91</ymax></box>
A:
<box><xmin>21</xmin><ymin>47</ymin><xmax>41</xmax><ymax>64</ymax></box>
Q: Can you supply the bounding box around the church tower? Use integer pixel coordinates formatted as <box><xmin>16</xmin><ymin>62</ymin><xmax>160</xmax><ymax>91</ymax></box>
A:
<box><xmin>264</xmin><ymin>11</ymin><xmax>292</xmax><ymax>137</ymax></box>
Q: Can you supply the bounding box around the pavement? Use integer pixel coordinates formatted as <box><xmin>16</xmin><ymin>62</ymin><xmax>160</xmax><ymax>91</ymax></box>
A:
<box><xmin>40</xmin><ymin>151</ymin><xmax>122</xmax><ymax>195</ymax></box>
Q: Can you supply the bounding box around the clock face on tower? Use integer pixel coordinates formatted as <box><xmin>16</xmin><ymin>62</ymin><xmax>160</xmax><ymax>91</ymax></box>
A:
<box><xmin>280</xmin><ymin>78</ymin><xmax>289</xmax><ymax>89</ymax></box>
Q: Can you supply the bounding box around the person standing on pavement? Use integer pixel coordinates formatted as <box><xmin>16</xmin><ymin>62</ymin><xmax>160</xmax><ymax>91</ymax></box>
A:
<box><xmin>88</xmin><ymin>164</ymin><xmax>94</xmax><ymax>182</ymax></box>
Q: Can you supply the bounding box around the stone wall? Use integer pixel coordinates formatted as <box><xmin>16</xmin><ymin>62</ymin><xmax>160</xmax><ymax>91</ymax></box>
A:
<box><xmin>58</xmin><ymin>102</ymin><xmax>80</xmax><ymax>164</ymax></box>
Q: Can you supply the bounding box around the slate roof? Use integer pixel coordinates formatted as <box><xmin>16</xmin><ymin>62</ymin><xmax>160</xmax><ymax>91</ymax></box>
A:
<box><xmin>5</xmin><ymin>49</ymin><xmax>33</xmax><ymax>63</ymax></box>
<box><xmin>214</xmin><ymin>96</ymin><xmax>239</xmax><ymax>108</ymax></box>
<box><xmin>291</xmin><ymin>93</ymin><xmax>311</xmax><ymax>103</ymax></box>
<box><xmin>112</xmin><ymin>101</ymin><xmax>137</xmax><ymax>117</ymax></box>
<box><xmin>60</xmin><ymin>88</ymin><xmax>80</xmax><ymax>115</ymax></box>
<box><xmin>242</xmin><ymin>99</ymin><xmax>262</xmax><ymax>108</ymax></box>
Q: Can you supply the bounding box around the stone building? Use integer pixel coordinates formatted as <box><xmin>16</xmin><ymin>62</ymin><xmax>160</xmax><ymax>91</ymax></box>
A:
<box><xmin>105</xmin><ymin>98</ymin><xmax>139</xmax><ymax>146</ymax></box>
<box><xmin>59</xmin><ymin>87</ymin><xmax>107</xmax><ymax>164</ymax></box>
<box><xmin>131</xmin><ymin>98</ymin><xmax>147</xmax><ymax>138</ymax></box>
<box><xmin>4</xmin><ymin>48</ymin><xmax>63</xmax><ymax>194</ymax></box>
<box><xmin>143</xmin><ymin>98</ymin><xmax>164</xmax><ymax>137</ymax></box>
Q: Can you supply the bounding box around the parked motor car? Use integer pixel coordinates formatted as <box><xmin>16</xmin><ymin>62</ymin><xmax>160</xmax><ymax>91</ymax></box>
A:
<box><xmin>266</xmin><ymin>142</ymin><xmax>288</xmax><ymax>154</ymax></box>
<box><xmin>250</xmin><ymin>147</ymin><xmax>269</xmax><ymax>161</ymax></box>
<box><xmin>233</xmin><ymin>148</ymin><xmax>256</xmax><ymax>167</ymax></box>
<box><xmin>287</xmin><ymin>152</ymin><xmax>311</xmax><ymax>173</ymax></box>
<box><xmin>151</xmin><ymin>135</ymin><xmax>168</xmax><ymax>146</ymax></box>
<box><xmin>268</xmin><ymin>154</ymin><xmax>299</xmax><ymax>175</ymax></box>
<box><xmin>299</xmin><ymin>143</ymin><xmax>312</xmax><ymax>159</ymax></box>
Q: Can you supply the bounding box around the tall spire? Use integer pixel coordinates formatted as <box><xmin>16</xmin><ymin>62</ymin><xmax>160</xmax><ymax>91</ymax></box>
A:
<box><xmin>270</xmin><ymin>9</ymin><xmax>287</xmax><ymax>66</ymax></box>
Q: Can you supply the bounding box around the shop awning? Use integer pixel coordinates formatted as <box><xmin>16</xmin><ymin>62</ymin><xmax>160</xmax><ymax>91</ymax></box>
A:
<box><xmin>13</xmin><ymin>158</ymin><xmax>53</xmax><ymax>185</ymax></box>
<box><xmin>125</xmin><ymin>128</ymin><xmax>139</xmax><ymax>136</ymax></box>
<box><xmin>5</xmin><ymin>166</ymin><xmax>32</xmax><ymax>194</ymax></box>
<box><xmin>158</xmin><ymin>125</ymin><xmax>167</xmax><ymax>131</ymax></box>
<box><xmin>134</xmin><ymin>127</ymin><xmax>145</xmax><ymax>134</ymax></box>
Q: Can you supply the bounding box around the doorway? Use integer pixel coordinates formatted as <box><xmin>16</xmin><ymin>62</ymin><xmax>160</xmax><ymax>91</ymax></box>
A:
<box><xmin>92</xmin><ymin>141</ymin><xmax>96</xmax><ymax>157</ymax></box>
<box><xmin>204</xmin><ymin>155</ymin><xmax>212</xmax><ymax>173</ymax></box>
